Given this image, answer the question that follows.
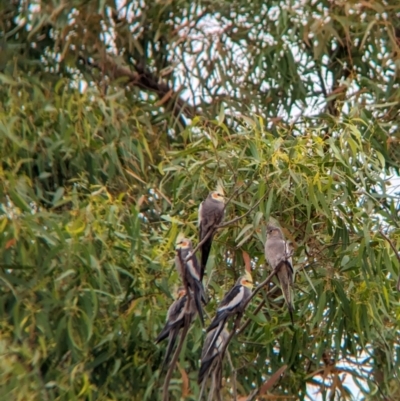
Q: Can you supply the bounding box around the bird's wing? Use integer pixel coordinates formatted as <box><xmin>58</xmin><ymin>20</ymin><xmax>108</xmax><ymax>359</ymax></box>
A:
<box><xmin>218</xmin><ymin>285</ymin><xmax>244</xmax><ymax>312</ymax></box>
<box><xmin>265</xmin><ymin>238</ymin><xmax>286</xmax><ymax>269</ymax></box>
<box><xmin>285</xmin><ymin>241</ymin><xmax>294</xmax><ymax>274</ymax></box>
<box><xmin>199</xmin><ymin>326</ymin><xmax>229</xmax><ymax>384</ymax></box>
<box><xmin>201</xmin><ymin>329</ymin><xmax>217</xmax><ymax>360</ymax></box>
<box><xmin>186</xmin><ymin>257</ymin><xmax>201</xmax><ymax>281</ymax></box>
<box><xmin>200</xmin><ymin>199</ymin><xmax>223</xmax><ymax>234</ymax></box>
<box><xmin>174</xmin><ymin>254</ymin><xmax>183</xmax><ymax>279</ymax></box>
<box><xmin>206</xmin><ymin>285</ymin><xmax>243</xmax><ymax>332</ymax></box>
<box><xmin>198</xmin><ymin>201</ymin><xmax>204</xmax><ymax>228</ymax></box>
<box><xmin>155</xmin><ymin>295</ymin><xmax>186</xmax><ymax>343</ymax></box>
<box><xmin>214</xmin><ymin>328</ymin><xmax>228</xmax><ymax>352</ymax></box>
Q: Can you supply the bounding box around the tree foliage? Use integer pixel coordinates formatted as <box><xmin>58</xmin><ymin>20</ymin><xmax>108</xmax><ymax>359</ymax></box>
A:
<box><xmin>0</xmin><ymin>1</ymin><xmax>400</xmax><ymax>400</ymax></box>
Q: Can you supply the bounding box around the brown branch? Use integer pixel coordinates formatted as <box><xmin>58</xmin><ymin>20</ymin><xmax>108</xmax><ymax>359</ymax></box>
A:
<box><xmin>185</xmin><ymin>229</ymin><xmax>213</xmax><ymax>263</ymax></box>
<box><xmin>379</xmin><ymin>230</ymin><xmax>400</xmax><ymax>291</ymax></box>
<box><xmin>236</xmin><ymin>271</ymin><xmax>285</xmax><ymax>336</ymax></box>
<box><xmin>218</xmin><ymin>194</ymin><xmax>266</xmax><ymax>229</ymax></box>
<box><xmin>226</xmin><ymin>350</ymin><xmax>237</xmax><ymax>401</ymax></box>
<box><xmin>379</xmin><ymin>230</ymin><xmax>400</xmax><ymax>263</ymax></box>
<box><xmin>82</xmin><ymin>54</ymin><xmax>197</xmax><ymax>124</ymax></box>
<box><xmin>237</xmin><ymin>299</ymin><xmax>266</xmax><ymax>336</ymax></box>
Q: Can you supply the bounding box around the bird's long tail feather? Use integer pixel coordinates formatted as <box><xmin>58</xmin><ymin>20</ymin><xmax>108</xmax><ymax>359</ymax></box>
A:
<box><xmin>200</xmin><ymin>234</ymin><xmax>213</xmax><ymax>279</ymax></box>
<box><xmin>200</xmin><ymin>281</ymin><xmax>208</xmax><ymax>305</ymax></box>
<box><xmin>194</xmin><ymin>286</ymin><xmax>205</xmax><ymax>326</ymax></box>
<box><xmin>277</xmin><ymin>264</ymin><xmax>295</xmax><ymax>325</ymax></box>
<box><xmin>204</xmin><ymin>321</ymin><xmax>224</xmax><ymax>358</ymax></box>
<box><xmin>206</xmin><ymin>312</ymin><xmax>226</xmax><ymax>333</ymax></box>
<box><xmin>198</xmin><ymin>354</ymin><xmax>216</xmax><ymax>385</ymax></box>
<box><xmin>155</xmin><ymin>324</ymin><xmax>171</xmax><ymax>344</ymax></box>
<box><xmin>161</xmin><ymin>329</ymin><xmax>178</xmax><ymax>371</ymax></box>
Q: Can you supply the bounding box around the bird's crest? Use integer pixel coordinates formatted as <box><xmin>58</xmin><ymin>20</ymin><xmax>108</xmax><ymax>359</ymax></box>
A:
<box><xmin>215</xmin><ymin>183</ymin><xmax>225</xmax><ymax>196</ymax></box>
<box><xmin>176</xmin><ymin>232</ymin><xmax>186</xmax><ymax>244</ymax></box>
<box><xmin>244</xmin><ymin>269</ymin><xmax>253</xmax><ymax>282</ymax></box>
<box><xmin>266</xmin><ymin>221</ymin><xmax>278</xmax><ymax>230</ymax></box>
<box><xmin>266</xmin><ymin>220</ymin><xmax>282</xmax><ymax>235</ymax></box>
<box><xmin>211</xmin><ymin>184</ymin><xmax>225</xmax><ymax>202</ymax></box>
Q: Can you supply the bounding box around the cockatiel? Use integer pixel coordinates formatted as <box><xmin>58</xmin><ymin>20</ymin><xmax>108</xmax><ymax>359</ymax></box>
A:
<box><xmin>198</xmin><ymin>187</ymin><xmax>225</xmax><ymax>279</ymax></box>
<box><xmin>264</xmin><ymin>222</ymin><xmax>295</xmax><ymax>325</ymax></box>
<box><xmin>205</xmin><ymin>271</ymin><xmax>253</xmax><ymax>356</ymax></box>
<box><xmin>198</xmin><ymin>328</ymin><xmax>229</xmax><ymax>385</ymax></box>
<box><xmin>175</xmin><ymin>236</ymin><xmax>207</xmax><ymax>325</ymax></box>
<box><xmin>155</xmin><ymin>287</ymin><xmax>195</xmax><ymax>369</ymax></box>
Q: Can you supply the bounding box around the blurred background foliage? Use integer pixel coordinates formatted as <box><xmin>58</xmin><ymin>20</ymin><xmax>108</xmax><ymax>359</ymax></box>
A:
<box><xmin>0</xmin><ymin>0</ymin><xmax>400</xmax><ymax>400</ymax></box>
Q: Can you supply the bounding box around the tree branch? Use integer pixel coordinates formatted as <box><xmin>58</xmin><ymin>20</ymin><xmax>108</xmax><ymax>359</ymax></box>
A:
<box><xmin>81</xmin><ymin>54</ymin><xmax>197</xmax><ymax>125</ymax></box>
<box><xmin>237</xmin><ymin>299</ymin><xmax>266</xmax><ymax>336</ymax></box>
<box><xmin>218</xmin><ymin>194</ymin><xmax>266</xmax><ymax>229</ymax></box>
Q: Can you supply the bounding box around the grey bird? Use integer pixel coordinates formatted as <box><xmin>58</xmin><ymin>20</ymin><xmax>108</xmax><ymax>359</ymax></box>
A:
<box><xmin>264</xmin><ymin>222</ymin><xmax>295</xmax><ymax>325</ymax></box>
<box><xmin>198</xmin><ymin>188</ymin><xmax>225</xmax><ymax>279</ymax></box>
<box><xmin>205</xmin><ymin>271</ymin><xmax>253</xmax><ymax>356</ymax></box>
<box><xmin>198</xmin><ymin>328</ymin><xmax>229</xmax><ymax>385</ymax></box>
<box><xmin>155</xmin><ymin>287</ymin><xmax>195</xmax><ymax>369</ymax></box>
<box><xmin>175</xmin><ymin>236</ymin><xmax>207</xmax><ymax>325</ymax></box>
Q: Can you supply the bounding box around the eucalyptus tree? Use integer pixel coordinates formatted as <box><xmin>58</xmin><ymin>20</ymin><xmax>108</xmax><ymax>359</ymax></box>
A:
<box><xmin>0</xmin><ymin>1</ymin><xmax>399</xmax><ymax>400</ymax></box>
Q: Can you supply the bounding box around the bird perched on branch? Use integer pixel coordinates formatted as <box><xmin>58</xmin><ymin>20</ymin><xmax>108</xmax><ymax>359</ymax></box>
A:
<box><xmin>175</xmin><ymin>236</ymin><xmax>207</xmax><ymax>325</ymax></box>
<box><xmin>198</xmin><ymin>187</ymin><xmax>225</xmax><ymax>279</ymax></box>
<box><xmin>205</xmin><ymin>271</ymin><xmax>253</xmax><ymax>356</ymax></box>
<box><xmin>198</xmin><ymin>328</ymin><xmax>229</xmax><ymax>385</ymax></box>
<box><xmin>155</xmin><ymin>287</ymin><xmax>194</xmax><ymax>369</ymax></box>
<box><xmin>264</xmin><ymin>222</ymin><xmax>295</xmax><ymax>325</ymax></box>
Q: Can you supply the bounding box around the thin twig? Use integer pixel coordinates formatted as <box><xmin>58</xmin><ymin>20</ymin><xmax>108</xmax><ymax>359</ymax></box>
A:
<box><xmin>237</xmin><ymin>299</ymin><xmax>266</xmax><ymax>336</ymax></box>
<box><xmin>246</xmin><ymin>387</ymin><xmax>259</xmax><ymax>401</ymax></box>
<box><xmin>379</xmin><ymin>230</ymin><xmax>400</xmax><ymax>264</ymax></box>
<box><xmin>218</xmin><ymin>194</ymin><xmax>267</xmax><ymax>229</ymax></box>
<box><xmin>207</xmin><ymin>373</ymin><xmax>216</xmax><ymax>401</ymax></box>
<box><xmin>379</xmin><ymin>230</ymin><xmax>400</xmax><ymax>291</ymax></box>
<box><xmin>237</xmin><ymin>275</ymin><xmax>282</xmax><ymax>335</ymax></box>
<box><xmin>226</xmin><ymin>350</ymin><xmax>237</xmax><ymax>401</ymax></box>
<box><xmin>222</xmin><ymin>180</ymin><xmax>245</xmax><ymax>214</ymax></box>
<box><xmin>246</xmin><ymin>269</ymin><xmax>279</xmax><ymax>309</ymax></box>
<box><xmin>81</xmin><ymin>54</ymin><xmax>196</xmax><ymax>124</ymax></box>
<box><xmin>186</xmin><ymin>229</ymin><xmax>213</xmax><ymax>262</ymax></box>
